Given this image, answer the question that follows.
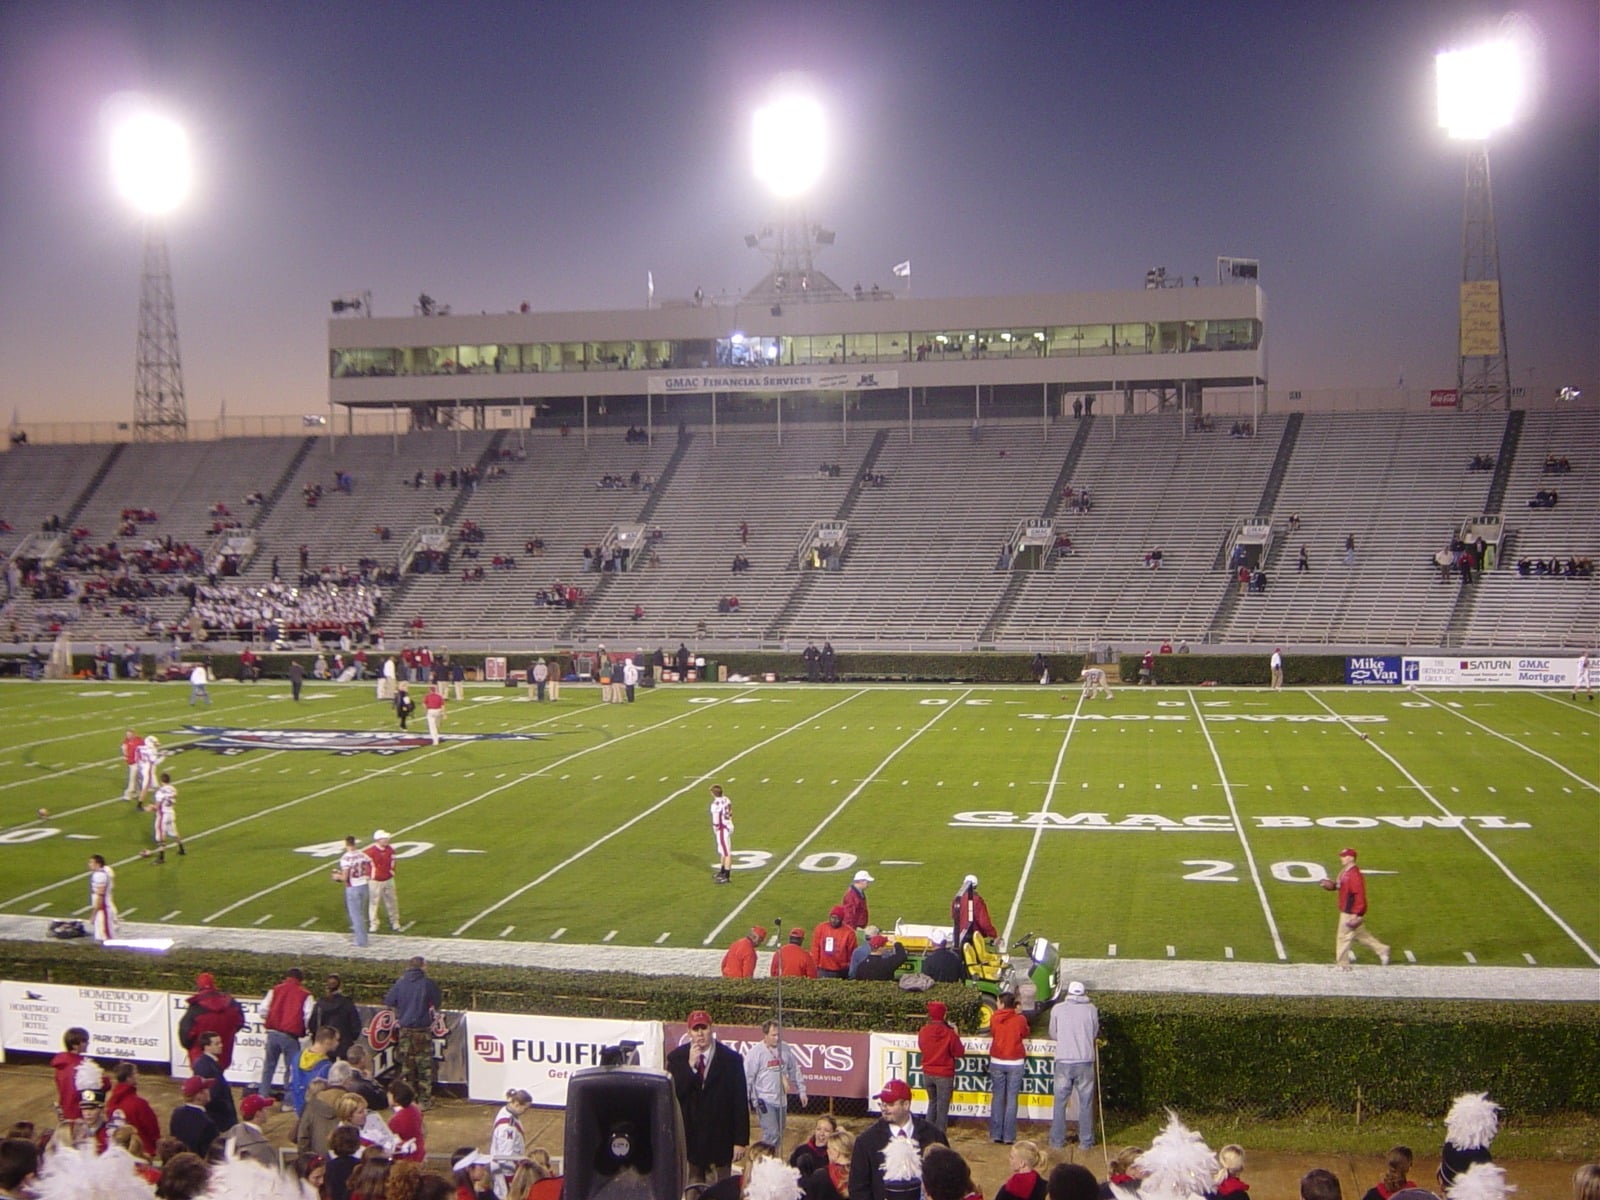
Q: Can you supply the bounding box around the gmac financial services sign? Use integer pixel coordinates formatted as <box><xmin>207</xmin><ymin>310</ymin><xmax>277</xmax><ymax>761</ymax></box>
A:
<box><xmin>649</xmin><ymin>370</ymin><xmax>898</xmax><ymax>394</ymax></box>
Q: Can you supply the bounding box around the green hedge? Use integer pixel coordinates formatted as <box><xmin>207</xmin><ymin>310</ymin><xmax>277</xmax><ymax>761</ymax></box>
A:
<box><xmin>1119</xmin><ymin>652</ymin><xmax>1348</xmax><ymax>687</ymax></box>
<box><xmin>4</xmin><ymin>941</ymin><xmax>1595</xmax><ymax>1115</ymax></box>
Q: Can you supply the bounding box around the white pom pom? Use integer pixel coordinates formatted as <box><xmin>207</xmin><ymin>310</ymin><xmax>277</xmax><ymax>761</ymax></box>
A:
<box><xmin>32</xmin><ymin>1145</ymin><xmax>156</xmax><ymax>1200</ymax></box>
<box><xmin>1444</xmin><ymin>1092</ymin><xmax>1501</xmax><ymax>1151</ymax></box>
<box><xmin>1446</xmin><ymin>1162</ymin><xmax>1515</xmax><ymax>1200</ymax></box>
<box><xmin>882</xmin><ymin>1134</ymin><xmax>923</xmax><ymax>1182</ymax></box>
<box><xmin>1133</xmin><ymin>1110</ymin><xmax>1220</xmax><ymax>1200</ymax></box>
<box><xmin>743</xmin><ymin>1157</ymin><xmax>804</xmax><ymax>1200</ymax></box>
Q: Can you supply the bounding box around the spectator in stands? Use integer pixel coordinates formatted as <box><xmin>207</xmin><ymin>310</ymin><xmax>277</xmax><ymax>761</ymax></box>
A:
<box><xmin>1144</xmin><ymin>548</ymin><xmax>1163</xmax><ymax>569</ymax></box>
<box><xmin>1344</xmin><ymin>534</ymin><xmax>1357</xmax><ymax>565</ymax></box>
<box><xmin>1298</xmin><ymin>545</ymin><xmax>1310</xmax><ymax>573</ymax></box>
<box><xmin>1250</xmin><ymin>569</ymin><xmax>1268</xmax><ymax>594</ymax></box>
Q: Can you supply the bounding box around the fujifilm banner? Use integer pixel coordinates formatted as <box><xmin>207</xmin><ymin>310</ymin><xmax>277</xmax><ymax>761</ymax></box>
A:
<box><xmin>649</xmin><ymin>369</ymin><xmax>898</xmax><ymax>394</ymax></box>
<box><xmin>1402</xmin><ymin>656</ymin><xmax>1580</xmax><ymax>687</ymax></box>
<box><xmin>1346</xmin><ymin>656</ymin><xmax>1402</xmax><ymax>686</ymax></box>
<box><xmin>465</xmin><ymin>1012</ymin><xmax>663</xmax><ymax>1105</ymax></box>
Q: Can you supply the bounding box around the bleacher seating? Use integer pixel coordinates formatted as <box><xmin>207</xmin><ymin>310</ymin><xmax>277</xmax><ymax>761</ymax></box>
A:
<box><xmin>1</xmin><ymin>409</ymin><xmax>1593</xmax><ymax>652</ymax></box>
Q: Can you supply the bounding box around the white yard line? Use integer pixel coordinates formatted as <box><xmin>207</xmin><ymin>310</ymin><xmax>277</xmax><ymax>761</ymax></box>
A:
<box><xmin>704</xmin><ymin>690</ymin><xmax>971</xmax><ymax>946</ymax></box>
<box><xmin>1309</xmin><ymin>691</ymin><xmax>1600</xmax><ymax>964</ymax></box>
<box><xmin>456</xmin><ymin>690</ymin><xmax>868</xmax><ymax>937</ymax></box>
<box><xmin>1001</xmin><ymin>690</ymin><xmax>1085</xmax><ymax>948</ymax></box>
<box><xmin>1537</xmin><ymin>691</ymin><xmax>1599</xmax><ymax>717</ymax></box>
<box><xmin>1188</xmin><ymin>691</ymin><xmax>1287</xmax><ymax>960</ymax></box>
<box><xmin>1419</xmin><ymin>692</ymin><xmax>1599</xmax><ymax>792</ymax></box>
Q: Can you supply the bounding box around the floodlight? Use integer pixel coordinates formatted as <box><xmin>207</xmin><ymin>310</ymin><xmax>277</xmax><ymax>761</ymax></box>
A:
<box><xmin>752</xmin><ymin>94</ymin><xmax>825</xmax><ymax>198</ymax></box>
<box><xmin>1437</xmin><ymin>40</ymin><xmax>1525</xmax><ymax>139</ymax></box>
<box><xmin>110</xmin><ymin>110</ymin><xmax>192</xmax><ymax>216</ymax></box>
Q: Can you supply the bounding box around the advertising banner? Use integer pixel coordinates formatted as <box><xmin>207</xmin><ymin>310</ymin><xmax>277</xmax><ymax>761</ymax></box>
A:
<box><xmin>466</xmin><ymin>1012</ymin><xmax>663</xmax><ymax>1104</ymax></box>
<box><xmin>649</xmin><ymin>369</ymin><xmax>898</xmax><ymax>395</ymax></box>
<box><xmin>1402</xmin><ymin>656</ymin><xmax>1578</xmax><ymax>687</ymax></box>
<box><xmin>2</xmin><ymin>981</ymin><xmax>169</xmax><ymax>1063</ymax></box>
<box><xmin>665</xmin><ymin>1023</ymin><xmax>869</xmax><ymax>1099</ymax></box>
<box><xmin>866</xmin><ymin>1032</ymin><xmax>1065</xmax><ymax>1121</ymax></box>
<box><xmin>167</xmin><ymin>996</ymin><xmax>467</xmax><ymax>1085</ymax></box>
<box><xmin>1345</xmin><ymin>655</ymin><xmax>1402</xmax><ymax>686</ymax></box>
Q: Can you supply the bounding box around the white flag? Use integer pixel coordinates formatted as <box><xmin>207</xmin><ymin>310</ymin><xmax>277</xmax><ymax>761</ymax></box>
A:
<box><xmin>647</xmin><ymin>271</ymin><xmax>655</xmax><ymax>301</ymax></box>
<box><xmin>892</xmin><ymin>260</ymin><xmax>911</xmax><ymax>278</ymax></box>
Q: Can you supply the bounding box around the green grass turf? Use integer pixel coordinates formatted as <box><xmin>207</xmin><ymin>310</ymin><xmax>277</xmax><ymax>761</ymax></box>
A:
<box><xmin>0</xmin><ymin>679</ymin><xmax>1595</xmax><ymax>967</ymax></box>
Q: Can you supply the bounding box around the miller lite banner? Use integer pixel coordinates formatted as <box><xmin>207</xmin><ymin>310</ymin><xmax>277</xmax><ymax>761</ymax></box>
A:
<box><xmin>867</xmin><ymin>1031</ymin><xmax>1065</xmax><ymax>1121</ymax></box>
<box><xmin>466</xmin><ymin>1012</ymin><xmax>663</xmax><ymax>1104</ymax></box>
<box><xmin>168</xmin><ymin>999</ymin><xmax>468</xmax><ymax>1085</ymax></box>
<box><xmin>3</xmin><ymin>981</ymin><xmax>170</xmax><ymax>1063</ymax></box>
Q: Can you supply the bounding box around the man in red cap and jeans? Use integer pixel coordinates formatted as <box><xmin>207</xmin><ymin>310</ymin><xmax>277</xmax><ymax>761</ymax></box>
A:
<box><xmin>849</xmin><ymin>1078</ymin><xmax>948</xmax><ymax>1200</ymax></box>
<box><xmin>916</xmin><ymin>1002</ymin><xmax>964</xmax><ymax>1134</ymax></box>
<box><xmin>666</xmin><ymin>1009</ymin><xmax>748</xmax><ymax>1184</ymax></box>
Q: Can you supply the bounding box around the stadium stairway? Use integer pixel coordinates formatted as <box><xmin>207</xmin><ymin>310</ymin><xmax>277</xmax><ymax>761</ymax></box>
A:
<box><xmin>249</xmin><ymin>436</ymin><xmax>321</xmax><ymax>532</ymax></box>
<box><xmin>382</xmin><ymin>431</ymin><xmax>506</xmax><ymax>615</ymax></box>
<box><xmin>976</xmin><ymin>415</ymin><xmax>1096</xmax><ymax>644</ymax></box>
<box><xmin>556</xmin><ymin>431</ymin><xmax>693</xmax><ymax>642</ymax></box>
<box><xmin>1442</xmin><ymin>411</ymin><xmax>1517</xmax><ymax>642</ymax></box>
<box><xmin>1204</xmin><ymin>414</ymin><xmax>1304</xmax><ymax>634</ymax></box>
<box><xmin>763</xmin><ymin>428</ymin><xmax>890</xmax><ymax>639</ymax></box>
<box><xmin>63</xmin><ymin>443</ymin><xmax>125</xmax><ymax>529</ymax></box>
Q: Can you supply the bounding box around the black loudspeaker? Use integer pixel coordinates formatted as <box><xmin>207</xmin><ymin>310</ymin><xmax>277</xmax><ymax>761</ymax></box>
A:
<box><xmin>563</xmin><ymin>1066</ymin><xmax>685</xmax><ymax>1200</ymax></box>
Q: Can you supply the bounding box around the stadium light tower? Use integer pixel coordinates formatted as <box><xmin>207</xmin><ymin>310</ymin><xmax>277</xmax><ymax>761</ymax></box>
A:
<box><xmin>111</xmin><ymin>106</ymin><xmax>192</xmax><ymax>441</ymax></box>
<box><xmin>1437</xmin><ymin>35</ymin><xmax>1525</xmax><ymax>412</ymax></box>
<box><xmin>743</xmin><ymin>85</ymin><xmax>838</xmax><ymax>305</ymax></box>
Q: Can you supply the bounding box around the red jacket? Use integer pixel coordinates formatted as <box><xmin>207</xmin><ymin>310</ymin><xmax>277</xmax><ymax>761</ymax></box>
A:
<box><xmin>51</xmin><ymin>1050</ymin><xmax>86</xmax><ymax>1119</ymax></box>
<box><xmin>952</xmin><ymin>888</ymin><xmax>997</xmax><ymax>942</ymax></box>
<box><xmin>106</xmin><ymin>1081</ymin><xmax>162</xmax><ymax>1155</ymax></box>
<box><xmin>1216</xmin><ymin>1179</ymin><xmax>1249</xmax><ymax>1195</ymax></box>
<box><xmin>721</xmin><ymin>937</ymin><xmax>757</xmax><ymax>978</ymax></box>
<box><xmin>771</xmin><ymin>943</ymin><xmax>818</xmax><ymax>978</ymax></box>
<box><xmin>180</xmin><ymin>988</ymin><xmax>247</xmax><ymax>1068</ymax></box>
<box><xmin>387</xmin><ymin>1102</ymin><xmax>425</xmax><ymax>1162</ymax></box>
<box><xmin>810</xmin><ymin>921</ymin><xmax>857</xmax><ymax>974</ymax></box>
<box><xmin>987</xmin><ymin>1007</ymin><xmax>1029</xmax><ymax>1062</ymax></box>
<box><xmin>917</xmin><ymin>1020</ymin><xmax>965</xmax><ymax>1079</ymax></box>
<box><xmin>265</xmin><ymin>976</ymin><xmax>312</xmax><ymax>1036</ymax></box>
<box><xmin>839</xmin><ymin>885</ymin><xmax>870</xmax><ymax>931</ymax></box>
<box><xmin>1337</xmin><ymin>864</ymin><xmax>1369</xmax><ymax>916</ymax></box>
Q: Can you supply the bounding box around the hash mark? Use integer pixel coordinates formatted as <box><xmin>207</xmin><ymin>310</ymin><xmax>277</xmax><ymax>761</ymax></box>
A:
<box><xmin>499</xmin><ymin>926</ymin><xmax>515</xmax><ymax>938</ymax></box>
<box><xmin>550</xmin><ymin>927</ymin><xmax>566</xmax><ymax>940</ymax></box>
<box><xmin>162</xmin><ymin>910</ymin><xmax>181</xmax><ymax>922</ymax></box>
<box><xmin>28</xmin><ymin>903</ymin><xmax>50</xmax><ymax>913</ymax></box>
<box><xmin>299</xmin><ymin>917</ymin><xmax>318</xmax><ymax>928</ymax></box>
<box><xmin>1463</xmin><ymin>951</ymin><xmax>1477</xmax><ymax>964</ymax></box>
<box><xmin>1107</xmin><ymin>944</ymin><xmax>1117</xmax><ymax>957</ymax></box>
<box><xmin>1225</xmin><ymin>947</ymin><xmax>1234</xmax><ymax>960</ymax></box>
<box><xmin>655</xmin><ymin>932</ymin><xmax>671</xmax><ymax>944</ymax></box>
<box><xmin>1523</xmin><ymin>952</ymin><xmax>1537</xmax><ymax>965</ymax></box>
<box><xmin>1166</xmin><ymin>945</ymin><xmax>1176</xmax><ymax>958</ymax></box>
<box><xmin>252</xmin><ymin>914</ymin><xmax>273</xmax><ymax>926</ymax></box>
<box><xmin>602</xmin><ymin>930</ymin><xmax>618</xmax><ymax>942</ymax></box>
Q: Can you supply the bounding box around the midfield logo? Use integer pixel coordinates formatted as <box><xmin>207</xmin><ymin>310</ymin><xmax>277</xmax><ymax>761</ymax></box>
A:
<box><xmin>183</xmin><ymin>726</ymin><xmax>546</xmax><ymax>756</ymax></box>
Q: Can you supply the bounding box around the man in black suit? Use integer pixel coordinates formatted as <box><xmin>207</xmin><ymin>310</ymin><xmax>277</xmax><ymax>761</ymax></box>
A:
<box><xmin>848</xmin><ymin>1078</ymin><xmax>948</xmax><ymax>1200</ymax></box>
<box><xmin>665</xmin><ymin>1009</ymin><xmax>748</xmax><ymax>1184</ymax></box>
<box><xmin>192</xmin><ymin>1032</ymin><xmax>238</xmax><ymax>1131</ymax></box>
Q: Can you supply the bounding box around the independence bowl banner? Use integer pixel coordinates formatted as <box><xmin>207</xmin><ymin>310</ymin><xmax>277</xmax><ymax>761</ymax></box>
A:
<box><xmin>866</xmin><ymin>1031</ymin><xmax>1067</xmax><ymax>1120</ymax></box>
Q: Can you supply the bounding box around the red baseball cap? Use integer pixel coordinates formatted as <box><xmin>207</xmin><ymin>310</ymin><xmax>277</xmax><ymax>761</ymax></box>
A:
<box><xmin>686</xmin><ymin>1010</ymin><xmax>712</xmax><ymax>1029</ymax></box>
<box><xmin>195</xmin><ymin>972</ymin><xmax>216</xmax><ymax>990</ymax></box>
<box><xmin>927</xmin><ymin>1001</ymin><xmax>947</xmax><ymax>1020</ymax></box>
<box><xmin>877</xmin><ymin>1078</ymin><xmax>912</xmax><ymax>1103</ymax></box>
<box><xmin>1339</xmin><ymin>847</ymin><xmax>1358</xmax><ymax>859</ymax></box>
<box><xmin>789</xmin><ymin>927</ymin><xmax>805</xmax><ymax>941</ymax></box>
<box><xmin>181</xmin><ymin>1075</ymin><xmax>211</xmax><ymax>1098</ymax></box>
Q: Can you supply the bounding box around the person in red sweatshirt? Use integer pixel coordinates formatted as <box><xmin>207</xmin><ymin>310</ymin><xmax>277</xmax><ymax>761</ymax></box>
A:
<box><xmin>986</xmin><ymin>991</ymin><xmax>1029</xmax><ymax>1144</ymax></box>
<box><xmin>810</xmin><ymin>907</ymin><xmax>857</xmax><ymax>978</ymax></box>
<box><xmin>916</xmin><ymin>1000</ymin><xmax>964</xmax><ymax>1136</ymax></box>
<box><xmin>386</xmin><ymin>1080</ymin><xmax>427</xmax><ymax>1162</ymax></box>
<box><xmin>770</xmin><ymin>928</ymin><xmax>818</xmax><ymax>978</ymax></box>
<box><xmin>104</xmin><ymin>1062</ymin><xmax>162</xmax><ymax>1156</ymax></box>
<box><xmin>993</xmin><ymin>1140</ymin><xmax>1047</xmax><ymax>1200</ymax></box>
<box><xmin>178</xmin><ymin>972</ymin><xmax>246</xmax><ymax>1069</ymax></box>
<box><xmin>720</xmin><ymin>925</ymin><xmax>765</xmax><ymax>978</ymax></box>
<box><xmin>1214</xmin><ymin>1144</ymin><xmax>1249</xmax><ymax>1195</ymax></box>
<box><xmin>51</xmin><ymin>1027</ymin><xmax>95</xmax><ymax>1121</ymax></box>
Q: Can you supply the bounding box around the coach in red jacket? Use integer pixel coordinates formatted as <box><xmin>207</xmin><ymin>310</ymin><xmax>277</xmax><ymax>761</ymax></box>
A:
<box><xmin>179</xmin><ymin>972</ymin><xmax>246</xmax><ymax>1069</ymax></box>
<box><xmin>917</xmin><ymin>1001</ymin><xmax>965</xmax><ymax>1136</ymax></box>
<box><xmin>105</xmin><ymin>1062</ymin><xmax>162</xmax><ymax>1154</ymax></box>
<box><xmin>721</xmin><ymin>925</ymin><xmax>765</xmax><ymax>977</ymax></box>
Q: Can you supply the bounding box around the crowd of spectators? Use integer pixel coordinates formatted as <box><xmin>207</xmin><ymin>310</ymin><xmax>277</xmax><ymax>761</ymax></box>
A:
<box><xmin>717</xmin><ymin>594</ymin><xmax>741</xmax><ymax>613</ymax></box>
<box><xmin>596</xmin><ymin>470</ymin><xmax>655</xmax><ymax>491</ymax></box>
<box><xmin>732</xmin><ymin>554</ymin><xmax>753</xmax><ymax>574</ymax></box>
<box><xmin>534</xmin><ymin>582</ymin><xmax>586</xmax><ymax>608</ymax></box>
<box><xmin>1517</xmin><ymin>556</ymin><xmax>1595</xmax><ymax>578</ymax></box>
<box><xmin>190</xmin><ymin>579</ymin><xmax>382</xmax><ymax>640</ymax></box>
<box><xmin>1543</xmin><ymin>455</ymin><xmax>1573</xmax><ymax>474</ymax></box>
<box><xmin>410</xmin><ymin>464</ymin><xmax>490</xmax><ymax>490</ymax></box>
<box><xmin>1528</xmin><ymin>489</ymin><xmax>1560</xmax><ymax>509</ymax></box>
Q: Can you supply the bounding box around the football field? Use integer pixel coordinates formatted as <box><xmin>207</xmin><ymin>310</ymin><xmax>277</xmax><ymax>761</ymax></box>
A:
<box><xmin>1</xmin><ymin>678</ymin><xmax>1597</xmax><ymax>972</ymax></box>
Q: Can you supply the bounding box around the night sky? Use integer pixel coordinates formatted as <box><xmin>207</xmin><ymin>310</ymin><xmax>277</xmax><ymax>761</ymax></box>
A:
<box><xmin>1</xmin><ymin>0</ymin><xmax>1595</xmax><ymax>426</ymax></box>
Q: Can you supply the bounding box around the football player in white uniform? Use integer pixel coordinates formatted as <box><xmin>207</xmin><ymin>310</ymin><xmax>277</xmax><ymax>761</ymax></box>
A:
<box><xmin>709</xmin><ymin>784</ymin><xmax>733</xmax><ymax>884</ymax></box>
<box><xmin>147</xmin><ymin>772</ymin><xmax>185</xmax><ymax>864</ymax></box>
<box><xmin>135</xmin><ymin>735</ymin><xmax>163</xmax><ymax>809</ymax></box>
<box><xmin>88</xmin><ymin>855</ymin><xmax>117</xmax><ymax>941</ymax></box>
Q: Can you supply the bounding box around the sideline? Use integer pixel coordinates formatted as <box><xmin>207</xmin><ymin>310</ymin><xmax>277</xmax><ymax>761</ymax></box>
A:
<box><xmin>0</xmin><ymin>914</ymin><xmax>1591</xmax><ymax>1002</ymax></box>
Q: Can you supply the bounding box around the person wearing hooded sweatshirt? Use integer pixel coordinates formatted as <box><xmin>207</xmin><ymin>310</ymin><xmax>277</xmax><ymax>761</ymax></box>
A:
<box><xmin>950</xmin><ymin>874</ymin><xmax>996</xmax><ymax>948</ymax></box>
<box><xmin>384</xmin><ymin>956</ymin><xmax>443</xmax><ymax>1108</ymax></box>
<box><xmin>51</xmin><ymin>1027</ymin><xmax>95</xmax><ymax>1122</ymax></box>
<box><xmin>310</xmin><ymin>974</ymin><xmax>364</xmax><ymax>1061</ymax></box>
<box><xmin>178</xmin><ymin>972</ymin><xmax>246</xmax><ymax>1069</ymax></box>
<box><xmin>290</xmin><ymin>1026</ymin><xmax>341</xmax><ymax>1116</ymax></box>
<box><xmin>104</xmin><ymin>1061</ymin><xmax>162</xmax><ymax>1156</ymax></box>
<box><xmin>916</xmin><ymin>1001</ymin><xmax>964</xmax><ymax>1135</ymax></box>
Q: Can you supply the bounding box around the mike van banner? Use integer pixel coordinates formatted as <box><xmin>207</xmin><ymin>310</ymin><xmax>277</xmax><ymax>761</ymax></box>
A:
<box><xmin>649</xmin><ymin>369</ymin><xmax>898</xmax><ymax>395</ymax></box>
<box><xmin>2</xmin><ymin>981</ymin><xmax>170</xmax><ymax>1064</ymax></box>
<box><xmin>466</xmin><ymin>1012</ymin><xmax>664</xmax><ymax>1104</ymax></box>
<box><xmin>665</xmin><ymin>1023</ymin><xmax>869</xmax><ymax>1099</ymax></box>
<box><xmin>1345</xmin><ymin>656</ymin><xmax>1402</xmax><ymax>686</ymax></box>
<box><xmin>1401</xmin><ymin>656</ymin><xmax>1579</xmax><ymax>687</ymax></box>
<box><xmin>168</xmin><ymin>998</ymin><xmax>468</xmax><ymax>1085</ymax></box>
<box><xmin>866</xmin><ymin>1032</ymin><xmax>1069</xmax><ymax>1121</ymax></box>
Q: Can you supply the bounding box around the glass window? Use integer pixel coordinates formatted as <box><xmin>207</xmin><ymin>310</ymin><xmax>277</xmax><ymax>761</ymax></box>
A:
<box><xmin>330</xmin><ymin>348</ymin><xmax>400</xmax><ymax>378</ymax></box>
<box><xmin>843</xmin><ymin>333</ymin><xmax>878</xmax><ymax>362</ymax></box>
<box><xmin>458</xmin><ymin>344</ymin><xmax>500</xmax><ymax>373</ymax></box>
<box><xmin>557</xmin><ymin>341</ymin><xmax>586</xmax><ymax>371</ymax></box>
<box><xmin>1113</xmin><ymin>324</ymin><xmax>1151</xmax><ymax>354</ymax></box>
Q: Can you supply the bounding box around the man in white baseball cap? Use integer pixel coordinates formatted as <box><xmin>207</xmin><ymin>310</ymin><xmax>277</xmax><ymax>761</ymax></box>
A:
<box><xmin>364</xmin><ymin>831</ymin><xmax>401</xmax><ymax>934</ymax></box>
<box><xmin>840</xmin><ymin>870</ymin><xmax>874</xmax><ymax>934</ymax></box>
<box><xmin>1049</xmin><ymin>980</ymin><xmax>1099</xmax><ymax>1151</ymax></box>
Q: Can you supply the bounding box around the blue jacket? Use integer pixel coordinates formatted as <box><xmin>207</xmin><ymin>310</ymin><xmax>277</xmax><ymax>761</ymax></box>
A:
<box><xmin>384</xmin><ymin>967</ymin><xmax>442</xmax><ymax>1030</ymax></box>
